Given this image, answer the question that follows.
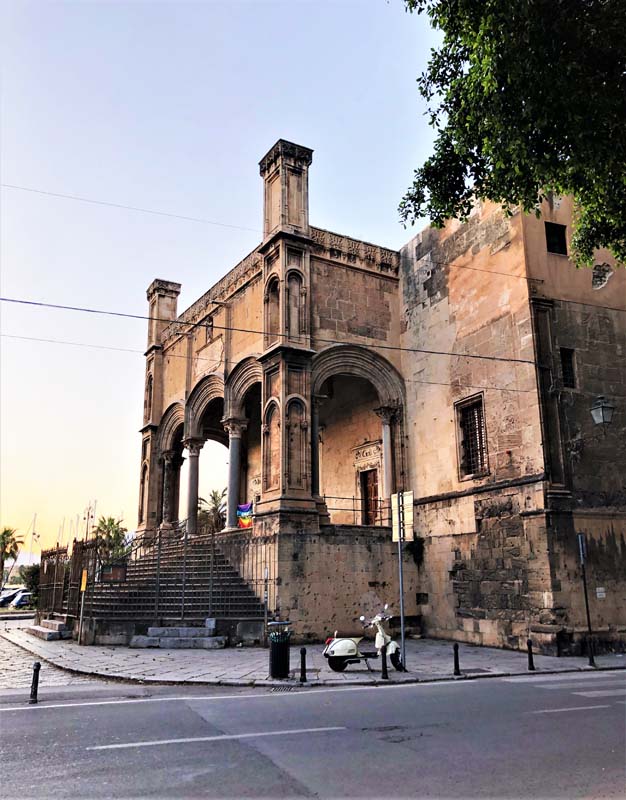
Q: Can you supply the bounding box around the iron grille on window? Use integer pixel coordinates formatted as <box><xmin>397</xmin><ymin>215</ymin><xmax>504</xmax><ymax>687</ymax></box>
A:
<box><xmin>560</xmin><ymin>347</ymin><xmax>576</xmax><ymax>388</ymax></box>
<box><xmin>458</xmin><ymin>398</ymin><xmax>488</xmax><ymax>476</ymax></box>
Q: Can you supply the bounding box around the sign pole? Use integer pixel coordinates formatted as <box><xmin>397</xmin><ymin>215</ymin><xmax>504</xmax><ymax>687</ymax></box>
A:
<box><xmin>78</xmin><ymin>568</ymin><xmax>87</xmax><ymax>645</ymax></box>
<box><xmin>397</xmin><ymin>491</ymin><xmax>406</xmax><ymax>670</ymax></box>
<box><xmin>577</xmin><ymin>533</ymin><xmax>596</xmax><ymax>667</ymax></box>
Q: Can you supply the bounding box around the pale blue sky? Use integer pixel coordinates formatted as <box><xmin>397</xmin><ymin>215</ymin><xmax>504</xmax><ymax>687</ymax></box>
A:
<box><xmin>0</xmin><ymin>0</ymin><xmax>437</xmax><ymax>550</ymax></box>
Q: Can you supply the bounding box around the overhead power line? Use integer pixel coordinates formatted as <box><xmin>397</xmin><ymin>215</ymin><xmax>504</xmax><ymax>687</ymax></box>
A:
<box><xmin>0</xmin><ymin>296</ymin><xmax>537</xmax><ymax>367</ymax></box>
<box><xmin>0</xmin><ymin>183</ymin><xmax>262</xmax><ymax>234</ymax></box>
<box><xmin>1</xmin><ymin>334</ymin><xmax>534</xmax><ymax>394</ymax></box>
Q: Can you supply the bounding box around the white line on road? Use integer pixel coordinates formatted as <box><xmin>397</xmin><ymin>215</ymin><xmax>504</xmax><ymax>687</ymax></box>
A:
<box><xmin>528</xmin><ymin>705</ymin><xmax>611</xmax><ymax>714</ymax></box>
<box><xmin>0</xmin><ymin>680</ymin><xmax>466</xmax><ymax>713</ymax></box>
<box><xmin>503</xmin><ymin>672</ymin><xmax>624</xmax><ymax>683</ymax></box>
<box><xmin>533</xmin><ymin>681</ymin><xmax>626</xmax><ymax>690</ymax></box>
<box><xmin>87</xmin><ymin>726</ymin><xmax>347</xmax><ymax>750</ymax></box>
<box><xmin>572</xmin><ymin>689</ymin><xmax>626</xmax><ymax>698</ymax></box>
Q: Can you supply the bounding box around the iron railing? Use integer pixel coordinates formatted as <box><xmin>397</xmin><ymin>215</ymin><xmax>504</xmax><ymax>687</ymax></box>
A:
<box><xmin>322</xmin><ymin>495</ymin><xmax>392</xmax><ymax>526</ymax></box>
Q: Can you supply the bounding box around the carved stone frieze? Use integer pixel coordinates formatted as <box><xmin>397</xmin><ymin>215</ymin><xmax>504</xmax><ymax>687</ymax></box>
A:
<box><xmin>309</xmin><ymin>226</ymin><xmax>399</xmax><ymax>278</ymax></box>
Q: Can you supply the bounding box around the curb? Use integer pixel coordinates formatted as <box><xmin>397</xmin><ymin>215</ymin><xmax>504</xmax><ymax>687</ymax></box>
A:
<box><xmin>2</xmin><ymin>631</ymin><xmax>624</xmax><ymax>690</ymax></box>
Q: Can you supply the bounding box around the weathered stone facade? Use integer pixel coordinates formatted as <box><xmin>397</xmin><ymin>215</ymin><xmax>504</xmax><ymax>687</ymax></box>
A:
<box><xmin>138</xmin><ymin>141</ymin><xmax>625</xmax><ymax>650</ymax></box>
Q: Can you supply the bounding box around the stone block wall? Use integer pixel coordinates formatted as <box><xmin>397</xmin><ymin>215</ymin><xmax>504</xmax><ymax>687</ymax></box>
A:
<box><xmin>274</xmin><ymin>524</ymin><xmax>421</xmax><ymax>642</ymax></box>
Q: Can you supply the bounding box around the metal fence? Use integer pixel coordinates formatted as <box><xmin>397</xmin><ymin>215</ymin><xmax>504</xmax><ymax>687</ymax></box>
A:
<box><xmin>38</xmin><ymin>524</ymin><xmax>277</xmax><ymax>625</ymax></box>
<box><xmin>323</xmin><ymin>495</ymin><xmax>392</xmax><ymax>526</ymax></box>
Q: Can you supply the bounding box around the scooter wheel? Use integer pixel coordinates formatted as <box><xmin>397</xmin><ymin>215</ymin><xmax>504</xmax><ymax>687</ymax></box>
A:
<box><xmin>390</xmin><ymin>651</ymin><xmax>404</xmax><ymax>671</ymax></box>
<box><xmin>327</xmin><ymin>657</ymin><xmax>348</xmax><ymax>672</ymax></box>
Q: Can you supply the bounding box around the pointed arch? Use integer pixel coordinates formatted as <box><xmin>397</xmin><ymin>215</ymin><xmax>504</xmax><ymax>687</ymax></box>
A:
<box><xmin>157</xmin><ymin>402</ymin><xmax>185</xmax><ymax>452</ymax></box>
<box><xmin>312</xmin><ymin>345</ymin><xmax>405</xmax><ymax>407</ymax></box>
<box><xmin>186</xmin><ymin>374</ymin><xmax>225</xmax><ymax>439</ymax></box>
<box><xmin>225</xmin><ymin>356</ymin><xmax>263</xmax><ymax>419</ymax></box>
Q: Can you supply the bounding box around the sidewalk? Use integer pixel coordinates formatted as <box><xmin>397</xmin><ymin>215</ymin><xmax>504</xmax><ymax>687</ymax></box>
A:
<box><xmin>2</xmin><ymin>624</ymin><xmax>624</xmax><ymax>689</ymax></box>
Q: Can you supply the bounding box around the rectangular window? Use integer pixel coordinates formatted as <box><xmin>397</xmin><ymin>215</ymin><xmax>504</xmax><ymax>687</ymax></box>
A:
<box><xmin>457</xmin><ymin>396</ymin><xmax>488</xmax><ymax>478</ymax></box>
<box><xmin>545</xmin><ymin>222</ymin><xmax>568</xmax><ymax>255</ymax></box>
<box><xmin>560</xmin><ymin>347</ymin><xmax>576</xmax><ymax>388</ymax></box>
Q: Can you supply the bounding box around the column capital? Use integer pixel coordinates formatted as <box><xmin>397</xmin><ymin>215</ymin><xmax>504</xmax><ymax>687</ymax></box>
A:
<box><xmin>183</xmin><ymin>438</ymin><xmax>204</xmax><ymax>456</ymax></box>
<box><xmin>374</xmin><ymin>405</ymin><xmax>398</xmax><ymax>425</ymax></box>
<box><xmin>223</xmin><ymin>418</ymin><xmax>248</xmax><ymax>439</ymax></box>
<box><xmin>161</xmin><ymin>449</ymin><xmax>176</xmax><ymax>465</ymax></box>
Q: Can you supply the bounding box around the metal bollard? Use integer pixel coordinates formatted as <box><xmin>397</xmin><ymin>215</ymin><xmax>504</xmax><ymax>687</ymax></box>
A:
<box><xmin>527</xmin><ymin>639</ymin><xmax>536</xmax><ymax>671</ymax></box>
<box><xmin>587</xmin><ymin>635</ymin><xmax>596</xmax><ymax>668</ymax></box>
<box><xmin>29</xmin><ymin>661</ymin><xmax>41</xmax><ymax>704</ymax></box>
<box><xmin>300</xmin><ymin>647</ymin><xmax>307</xmax><ymax>683</ymax></box>
<box><xmin>381</xmin><ymin>644</ymin><xmax>389</xmax><ymax>680</ymax></box>
<box><xmin>453</xmin><ymin>643</ymin><xmax>461</xmax><ymax>676</ymax></box>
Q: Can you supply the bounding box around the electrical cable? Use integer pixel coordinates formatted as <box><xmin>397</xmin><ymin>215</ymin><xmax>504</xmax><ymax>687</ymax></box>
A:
<box><xmin>0</xmin><ymin>296</ymin><xmax>538</xmax><ymax>367</ymax></box>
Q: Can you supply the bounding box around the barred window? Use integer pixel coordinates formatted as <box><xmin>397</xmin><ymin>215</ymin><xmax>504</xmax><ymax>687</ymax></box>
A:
<box><xmin>560</xmin><ymin>347</ymin><xmax>576</xmax><ymax>388</ymax></box>
<box><xmin>457</xmin><ymin>396</ymin><xmax>488</xmax><ymax>477</ymax></box>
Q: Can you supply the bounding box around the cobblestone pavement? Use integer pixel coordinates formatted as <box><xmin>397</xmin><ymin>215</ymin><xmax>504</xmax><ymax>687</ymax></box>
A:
<box><xmin>0</xmin><ymin>632</ymin><xmax>98</xmax><ymax>690</ymax></box>
<box><xmin>1</xmin><ymin>623</ymin><xmax>624</xmax><ymax>688</ymax></box>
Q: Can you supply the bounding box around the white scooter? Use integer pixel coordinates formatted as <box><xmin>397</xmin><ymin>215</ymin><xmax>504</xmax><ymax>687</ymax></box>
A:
<box><xmin>323</xmin><ymin>605</ymin><xmax>403</xmax><ymax>672</ymax></box>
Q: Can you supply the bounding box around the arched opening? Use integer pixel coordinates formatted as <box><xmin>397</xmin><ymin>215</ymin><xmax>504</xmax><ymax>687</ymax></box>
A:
<box><xmin>242</xmin><ymin>382</ymin><xmax>262</xmax><ymax>506</ymax></box>
<box><xmin>263</xmin><ymin>402</ymin><xmax>281</xmax><ymax>491</ymax></box>
<box><xmin>265</xmin><ymin>277</ymin><xmax>280</xmax><ymax>347</ymax></box>
<box><xmin>317</xmin><ymin>375</ymin><xmax>388</xmax><ymax>526</ymax></box>
<box><xmin>144</xmin><ymin>374</ymin><xmax>153</xmax><ymax>422</ymax></box>
<box><xmin>139</xmin><ymin>463</ymin><xmax>148</xmax><ymax>524</ymax></box>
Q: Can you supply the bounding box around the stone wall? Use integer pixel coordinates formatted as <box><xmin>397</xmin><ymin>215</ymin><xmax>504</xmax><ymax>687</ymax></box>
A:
<box><xmin>275</xmin><ymin>525</ymin><xmax>421</xmax><ymax>642</ymax></box>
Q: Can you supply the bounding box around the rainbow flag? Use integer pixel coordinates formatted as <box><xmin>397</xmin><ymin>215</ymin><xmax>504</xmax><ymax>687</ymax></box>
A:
<box><xmin>237</xmin><ymin>502</ymin><xmax>253</xmax><ymax>529</ymax></box>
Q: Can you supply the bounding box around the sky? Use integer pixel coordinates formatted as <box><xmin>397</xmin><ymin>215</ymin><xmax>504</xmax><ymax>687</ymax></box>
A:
<box><xmin>0</xmin><ymin>0</ymin><xmax>438</xmax><ymax>554</ymax></box>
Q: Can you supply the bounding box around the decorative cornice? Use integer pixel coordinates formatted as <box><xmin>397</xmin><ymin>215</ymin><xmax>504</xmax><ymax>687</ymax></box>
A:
<box><xmin>309</xmin><ymin>227</ymin><xmax>399</xmax><ymax>277</ymax></box>
<box><xmin>259</xmin><ymin>139</ymin><xmax>313</xmax><ymax>176</ymax></box>
<box><xmin>146</xmin><ymin>279</ymin><xmax>181</xmax><ymax>301</ymax></box>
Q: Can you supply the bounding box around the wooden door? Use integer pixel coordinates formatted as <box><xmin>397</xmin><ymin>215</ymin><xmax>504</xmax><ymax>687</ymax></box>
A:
<box><xmin>360</xmin><ymin>468</ymin><xmax>379</xmax><ymax>525</ymax></box>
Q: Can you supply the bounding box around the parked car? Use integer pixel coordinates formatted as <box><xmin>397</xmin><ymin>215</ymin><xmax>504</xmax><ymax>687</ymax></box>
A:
<box><xmin>0</xmin><ymin>588</ymin><xmax>23</xmax><ymax>607</ymax></box>
<box><xmin>10</xmin><ymin>591</ymin><xmax>33</xmax><ymax>608</ymax></box>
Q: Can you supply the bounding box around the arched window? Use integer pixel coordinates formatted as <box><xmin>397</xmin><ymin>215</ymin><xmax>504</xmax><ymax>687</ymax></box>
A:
<box><xmin>265</xmin><ymin>277</ymin><xmax>280</xmax><ymax>347</ymax></box>
<box><xmin>287</xmin><ymin>272</ymin><xmax>304</xmax><ymax>340</ymax></box>
<box><xmin>144</xmin><ymin>374</ymin><xmax>153</xmax><ymax>422</ymax></box>
<box><xmin>139</xmin><ymin>463</ymin><xmax>148</xmax><ymax>524</ymax></box>
<box><xmin>263</xmin><ymin>403</ymin><xmax>280</xmax><ymax>490</ymax></box>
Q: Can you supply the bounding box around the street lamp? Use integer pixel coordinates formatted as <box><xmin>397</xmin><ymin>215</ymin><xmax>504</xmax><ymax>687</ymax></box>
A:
<box><xmin>590</xmin><ymin>395</ymin><xmax>615</xmax><ymax>428</ymax></box>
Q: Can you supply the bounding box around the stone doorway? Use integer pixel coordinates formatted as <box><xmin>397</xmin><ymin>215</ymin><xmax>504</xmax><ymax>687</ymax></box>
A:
<box><xmin>360</xmin><ymin>468</ymin><xmax>379</xmax><ymax>525</ymax></box>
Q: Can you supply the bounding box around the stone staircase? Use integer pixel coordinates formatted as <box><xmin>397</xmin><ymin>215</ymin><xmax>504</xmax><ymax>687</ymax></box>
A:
<box><xmin>129</xmin><ymin>619</ymin><xmax>226</xmax><ymax>649</ymax></box>
<box><xmin>27</xmin><ymin>616</ymin><xmax>72</xmax><ymax>641</ymax></box>
<box><xmin>86</xmin><ymin>535</ymin><xmax>266</xmax><ymax>626</ymax></box>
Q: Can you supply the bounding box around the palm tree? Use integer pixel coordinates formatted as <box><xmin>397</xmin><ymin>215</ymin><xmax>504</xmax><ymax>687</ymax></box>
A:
<box><xmin>198</xmin><ymin>488</ymin><xmax>227</xmax><ymax>534</ymax></box>
<box><xmin>94</xmin><ymin>517</ymin><xmax>129</xmax><ymax>563</ymax></box>
<box><xmin>1</xmin><ymin>527</ymin><xmax>23</xmax><ymax>590</ymax></box>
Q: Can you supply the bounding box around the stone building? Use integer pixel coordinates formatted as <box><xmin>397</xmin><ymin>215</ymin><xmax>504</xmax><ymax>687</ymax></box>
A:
<box><xmin>137</xmin><ymin>139</ymin><xmax>626</xmax><ymax>651</ymax></box>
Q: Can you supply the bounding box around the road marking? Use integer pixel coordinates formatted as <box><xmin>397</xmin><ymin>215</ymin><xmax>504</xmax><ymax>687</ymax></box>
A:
<box><xmin>503</xmin><ymin>672</ymin><xmax>624</xmax><ymax>684</ymax></box>
<box><xmin>573</xmin><ymin>689</ymin><xmax>626</xmax><ymax>698</ymax></box>
<box><xmin>0</xmin><ymin>681</ymin><xmax>465</xmax><ymax>713</ymax></box>
<box><xmin>533</xmin><ymin>681</ymin><xmax>626</xmax><ymax>690</ymax></box>
<box><xmin>528</xmin><ymin>705</ymin><xmax>611</xmax><ymax>715</ymax></box>
<box><xmin>87</xmin><ymin>726</ymin><xmax>346</xmax><ymax>750</ymax></box>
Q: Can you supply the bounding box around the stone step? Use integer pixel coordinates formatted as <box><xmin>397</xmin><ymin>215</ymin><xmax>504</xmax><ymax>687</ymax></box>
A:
<box><xmin>26</xmin><ymin>625</ymin><xmax>61</xmax><ymax>641</ymax></box>
<box><xmin>129</xmin><ymin>634</ymin><xmax>226</xmax><ymax>649</ymax></box>
<box><xmin>41</xmin><ymin>618</ymin><xmax>70</xmax><ymax>633</ymax></box>
<box><xmin>148</xmin><ymin>622</ymin><xmax>216</xmax><ymax>638</ymax></box>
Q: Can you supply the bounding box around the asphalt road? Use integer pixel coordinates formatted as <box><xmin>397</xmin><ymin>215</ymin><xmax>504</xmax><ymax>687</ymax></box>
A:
<box><xmin>1</xmin><ymin>670</ymin><xmax>624</xmax><ymax>799</ymax></box>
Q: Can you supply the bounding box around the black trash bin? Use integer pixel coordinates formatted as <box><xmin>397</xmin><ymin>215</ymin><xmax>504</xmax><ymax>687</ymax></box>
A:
<box><xmin>268</xmin><ymin>621</ymin><xmax>291</xmax><ymax>679</ymax></box>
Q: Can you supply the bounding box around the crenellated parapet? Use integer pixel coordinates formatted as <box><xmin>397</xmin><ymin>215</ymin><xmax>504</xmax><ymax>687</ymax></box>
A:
<box><xmin>309</xmin><ymin>227</ymin><xmax>399</xmax><ymax>277</ymax></box>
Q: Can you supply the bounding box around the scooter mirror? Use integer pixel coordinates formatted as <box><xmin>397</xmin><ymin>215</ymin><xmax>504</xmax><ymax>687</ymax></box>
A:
<box><xmin>359</xmin><ymin>615</ymin><xmax>365</xmax><ymax>622</ymax></box>
<box><xmin>384</xmin><ymin>603</ymin><xmax>389</xmax><ymax>610</ymax></box>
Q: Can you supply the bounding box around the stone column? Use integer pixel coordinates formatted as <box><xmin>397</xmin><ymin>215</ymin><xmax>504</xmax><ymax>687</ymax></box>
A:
<box><xmin>224</xmin><ymin>420</ymin><xmax>247</xmax><ymax>529</ymax></box>
<box><xmin>375</xmin><ymin>407</ymin><xmax>396</xmax><ymax>500</ymax></box>
<box><xmin>311</xmin><ymin>398</ymin><xmax>321</xmax><ymax>497</ymax></box>
<box><xmin>184</xmin><ymin>439</ymin><xmax>204</xmax><ymax>535</ymax></box>
<box><xmin>161</xmin><ymin>450</ymin><xmax>175</xmax><ymax>527</ymax></box>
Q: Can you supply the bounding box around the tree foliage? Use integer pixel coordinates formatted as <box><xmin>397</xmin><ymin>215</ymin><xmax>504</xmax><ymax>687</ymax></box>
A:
<box><xmin>1</xmin><ymin>527</ymin><xmax>23</xmax><ymax>589</ymax></box>
<box><xmin>19</xmin><ymin>564</ymin><xmax>40</xmax><ymax>603</ymax></box>
<box><xmin>94</xmin><ymin>516</ymin><xmax>130</xmax><ymax>564</ymax></box>
<box><xmin>400</xmin><ymin>0</ymin><xmax>626</xmax><ymax>265</ymax></box>
<box><xmin>198</xmin><ymin>488</ymin><xmax>227</xmax><ymax>534</ymax></box>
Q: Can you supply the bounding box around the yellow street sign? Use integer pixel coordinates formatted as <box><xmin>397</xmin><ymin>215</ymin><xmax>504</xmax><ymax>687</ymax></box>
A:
<box><xmin>392</xmin><ymin>491</ymin><xmax>414</xmax><ymax>542</ymax></box>
<box><xmin>80</xmin><ymin>569</ymin><xmax>88</xmax><ymax>592</ymax></box>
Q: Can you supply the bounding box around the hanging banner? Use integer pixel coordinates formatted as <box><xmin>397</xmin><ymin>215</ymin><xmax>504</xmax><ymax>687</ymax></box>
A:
<box><xmin>237</xmin><ymin>502</ymin><xmax>253</xmax><ymax>529</ymax></box>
